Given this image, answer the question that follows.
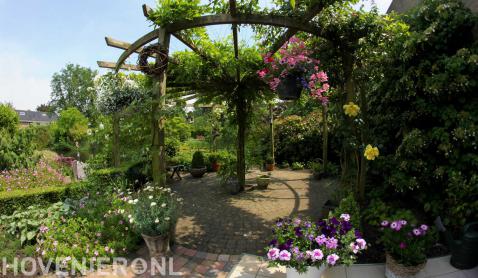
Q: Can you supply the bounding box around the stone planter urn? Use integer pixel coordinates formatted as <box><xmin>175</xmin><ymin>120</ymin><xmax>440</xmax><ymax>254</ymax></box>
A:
<box><xmin>142</xmin><ymin>233</ymin><xmax>172</xmax><ymax>258</ymax></box>
<box><xmin>385</xmin><ymin>254</ymin><xmax>426</xmax><ymax>278</ymax></box>
<box><xmin>286</xmin><ymin>265</ymin><xmax>326</xmax><ymax>278</ymax></box>
<box><xmin>190</xmin><ymin>167</ymin><xmax>207</xmax><ymax>178</ymax></box>
<box><xmin>256</xmin><ymin>175</ymin><xmax>271</xmax><ymax>190</ymax></box>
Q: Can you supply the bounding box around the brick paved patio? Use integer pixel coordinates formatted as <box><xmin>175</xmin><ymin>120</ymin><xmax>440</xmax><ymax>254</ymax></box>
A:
<box><xmin>173</xmin><ymin>169</ymin><xmax>338</xmax><ymax>255</ymax></box>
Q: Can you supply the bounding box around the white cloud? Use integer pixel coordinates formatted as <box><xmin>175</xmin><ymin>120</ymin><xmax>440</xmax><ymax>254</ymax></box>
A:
<box><xmin>0</xmin><ymin>44</ymin><xmax>51</xmax><ymax>110</ymax></box>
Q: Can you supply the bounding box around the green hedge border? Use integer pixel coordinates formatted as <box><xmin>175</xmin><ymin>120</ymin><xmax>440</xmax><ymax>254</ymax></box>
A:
<box><xmin>0</xmin><ymin>183</ymin><xmax>87</xmax><ymax>216</ymax></box>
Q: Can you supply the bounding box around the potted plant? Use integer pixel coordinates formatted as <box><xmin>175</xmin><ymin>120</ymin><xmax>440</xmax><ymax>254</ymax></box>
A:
<box><xmin>258</xmin><ymin>36</ymin><xmax>330</xmax><ymax>104</ymax></box>
<box><xmin>208</xmin><ymin>153</ymin><xmax>221</xmax><ymax>172</ymax></box>
<box><xmin>190</xmin><ymin>151</ymin><xmax>207</xmax><ymax>178</ymax></box>
<box><xmin>380</xmin><ymin>219</ymin><xmax>434</xmax><ymax>278</ymax></box>
<box><xmin>129</xmin><ymin>185</ymin><xmax>181</xmax><ymax>258</ymax></box>
<box><xmin>266</xmin><ymin>214</ymin><xmax>366</xmax><ymax>278</ymax></box>
<box><xmin>218</xmin><ymin>158</ymin><xmax>241</xmax><ymax>194</ymax></box>
<box><xmin>265</xmin><ymin>156</ymin><xmax>275</xmax><ymax>171</ymax></box>
<box><xmin>256</xmin><ymin>174</ymin><xmax>271</xmax><ymax>190</ymax></box>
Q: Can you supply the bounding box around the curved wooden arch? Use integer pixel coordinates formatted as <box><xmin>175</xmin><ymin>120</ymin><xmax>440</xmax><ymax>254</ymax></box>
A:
<box><xmin>115</xmin><ymin>14</ymin><xmax>322</xmax><ymax>71</ymax></box>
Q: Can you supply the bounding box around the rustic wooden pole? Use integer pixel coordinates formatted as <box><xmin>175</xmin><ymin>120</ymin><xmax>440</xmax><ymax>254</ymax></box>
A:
<box><xmin>112</xmin><ymin>112</ymin><xmax>120</xmax><ymax>167</ymax></box>
<box><xmin>151</xmin><ymin>31</ymin><xmax>171</xmax><ymax>187</ymax></box>
<box><xmin>236</xmin><ymin>95</ymin><xmax>246</xmax><ymax>191</ymax></box>
<box><xmin>270</xmin><ymin>104</ymin><xmax>275</xmax><ymax>166</ymax></box>
<box><xmin>322</xmin><ymin>105</ymin><xmax>328</xmax><ymax>169</ymax></box>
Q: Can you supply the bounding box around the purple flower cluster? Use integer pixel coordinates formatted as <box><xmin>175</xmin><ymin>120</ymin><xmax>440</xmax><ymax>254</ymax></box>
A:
<box><xmin>267</xmin><ymin>214</ymin><xmax>365</xmax><ymax>267</ymax></box>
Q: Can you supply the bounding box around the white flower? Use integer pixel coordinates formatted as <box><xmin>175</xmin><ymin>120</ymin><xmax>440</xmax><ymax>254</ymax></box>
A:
<box><xmin>129</xmin><ymin>218</ymin><xmax>134</xmax><ymax>223</ymax></box>
<box><xmin>133</xmin><ymin>199</ymin><xmax>138</xmax><ymax>204</ymax></box>
<box><xmin>161</xmin><ymin>203</ymin><xmax>166</xmax><ymax>208</ymax></box>
<box><xmin>128</xmin><ymin>214</ymin><xmax>132</xmax><ymax>218</ymax></box>
<box><xmin>149</xmin><ymin>196</ymin><xmax>153</xmax><ymax>199</ymax></box>
<box><xmin>165</xmin><ymin>217</ymin><xmax>170</xmax><ymax>221</ymax></box>
<box><xmin>155</xmin><ymin>218</ymin><xmax>160</xmax><ymax>223</ymax></box>
<box><xmin>151</xmin><ymin>202</ymin><xmax>157</xmax><ymax>207</ymax></box>
<box><xmin>128</xmin><ymin>200</ymin><xmax>133</xmax><ymax>204</ymax></box>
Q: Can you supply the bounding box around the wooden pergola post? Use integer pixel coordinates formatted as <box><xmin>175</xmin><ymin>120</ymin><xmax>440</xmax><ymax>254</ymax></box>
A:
<box><xmin>151</xmin><ymin>31</ymin><xmax>171</xmax><ymax>187</ymax></box>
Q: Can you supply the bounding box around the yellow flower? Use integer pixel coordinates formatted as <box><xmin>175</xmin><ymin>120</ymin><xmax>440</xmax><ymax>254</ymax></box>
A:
<box><xmin>343</xmin><ymin>102</ymin><xmax>360</xmax><ymax>117</ymax></box>
<box><xmin>364</xmin><ymin>144</ymin><xmax>379</xmax><ymax>160</ymax></box>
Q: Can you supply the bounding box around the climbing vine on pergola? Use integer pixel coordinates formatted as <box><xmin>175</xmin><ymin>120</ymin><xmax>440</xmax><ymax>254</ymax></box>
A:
<box><xmin>97</xmin><ymin>0</ymin><xmax>365</xmax><ymax>194</ymax></box>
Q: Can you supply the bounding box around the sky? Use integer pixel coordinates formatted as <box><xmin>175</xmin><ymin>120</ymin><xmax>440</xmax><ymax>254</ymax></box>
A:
<box><xmin>0</xmin><ymin>0</ymin><xmax>392</xmax><ymax>110</ymax></box>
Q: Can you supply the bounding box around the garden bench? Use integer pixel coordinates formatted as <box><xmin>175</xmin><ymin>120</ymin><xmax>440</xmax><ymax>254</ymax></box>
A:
<box><xmin>167</xmin><ymin>165</ymin><xmax>185</xmax><ymax>180</ymax></box>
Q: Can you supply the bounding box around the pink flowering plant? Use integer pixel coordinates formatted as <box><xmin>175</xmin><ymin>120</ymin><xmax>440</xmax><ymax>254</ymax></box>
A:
<box><xmin>266</xmin><ymin>215</ymin><xmax>366</xmax><ymax>273</ymax></box>
<box><xmin>258</xmin><ymin>36</ymin><xmax>331</xmax><ymax>104</ymax></box>
<box><xmin>380</xmin><ymin>219</ymin><xmax>435</xmax><ymax>266</ymax></box>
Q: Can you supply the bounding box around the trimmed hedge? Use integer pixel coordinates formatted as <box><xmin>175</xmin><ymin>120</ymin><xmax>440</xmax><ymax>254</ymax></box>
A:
<box><xmin>0</xmin><ymin>183</ymin><xmax>87</xmax><ymax>216</ymax></box>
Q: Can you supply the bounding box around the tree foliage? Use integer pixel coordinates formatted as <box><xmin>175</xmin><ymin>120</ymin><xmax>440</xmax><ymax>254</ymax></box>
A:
<box><xmin>50</xmin><ymin>64</ymin><xmax>98</xmax><ymax>119</ymax></box>
<box><xmin>0</xmin><ymin>104</ymin><xmax>19</xmax><ymax>135</ymax></box>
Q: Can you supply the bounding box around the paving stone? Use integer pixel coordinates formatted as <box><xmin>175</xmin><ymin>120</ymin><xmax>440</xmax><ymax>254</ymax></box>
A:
<box><xmin>218</xmin><ymin>254</ymin><xmax>230</xmax><ymax>262</ymax></box>
<box><xmin>206</xmin><ymin>253</ymin><xmax>219</xmax><ymax>261</ymax></box>
<box><xmin>195</xmin><ymin>264</ymin><xmax>210</xmax><ymax>275</ymax></box>
<box><xmin>196</xmin><ymin>251</ymin><xmax>209</xmax><ymax>259</ymax></box>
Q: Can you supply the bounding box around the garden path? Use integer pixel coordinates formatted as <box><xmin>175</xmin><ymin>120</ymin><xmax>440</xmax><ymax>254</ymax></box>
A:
<box><xmin>172</xmin><ymin>169</ymin><xmax>338</xmax><ymax>255</ymax></box>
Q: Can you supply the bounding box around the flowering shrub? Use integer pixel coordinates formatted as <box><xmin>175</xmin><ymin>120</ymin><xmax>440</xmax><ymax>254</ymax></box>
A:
<box><xmin>36</xmin><ymin>189</ymin><xmax>140</xmax><ymax>272</ymax></box>
<box><xmin>0</xmin><ymin>159</ymin><xmax>68</xmax><ymax>192</ymax></box>
<box><xmin>266</xmin><ymin>215</ymin><xmax>366</xmax><ymax>273</ymax></box>
<box><xmin>258</xmin><ymin>37</ymin><xmax>331</xmax><ymax>104</ymax></box>
<box><xmin>127</xmin><ymin>185</ymin><xmax>182</xmax><ymax>236</ymax></box>
<box><xmin>380</xmin><ymin>219</ymin><xmax>435</xmax><ymax>266</ymax></box>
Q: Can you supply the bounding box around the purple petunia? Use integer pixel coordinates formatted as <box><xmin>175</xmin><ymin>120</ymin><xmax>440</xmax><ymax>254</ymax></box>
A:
<box><xmin>315</xmin><ymin>234</ymin><xmax>327</xmax><ymax>245</ymax></box>
<box><xmin>325</xmin><ymin>237</ymin><xmax>338</xmax><ymax>249</ymax></box>
<box><xmin>327</xmin><ymin>254</ymin><xmax>340</xmax><ymax>265</ymax></box>
<box><xmin>413</xmin><ymin>228</ymin><xmax>421</xmax><ymax>236</ymax></box>
<box><xmin>267</xmin><ymin>248</ymin><xmax>280</xmax><ymax>260</ymax></box>
<box><xmin>307</xmin><ymin>249</ymin><xmax>324</xmax><ymax>261</ymax></box>
<box><xmin>279</xmin><ymin>250</ymin><xmax>292</xmax><ymax>261</ymax></box>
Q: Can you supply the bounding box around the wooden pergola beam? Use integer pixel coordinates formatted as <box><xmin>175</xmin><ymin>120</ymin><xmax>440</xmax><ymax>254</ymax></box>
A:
<box><xmin>268</xmin><ymin>4</ymin><xmax>325</xmax><ymax>55</ymax></box>
<box><xmin>97</xmin><ymin>61</ymin><xmax>141</xmax><ymax>71</ymax></box>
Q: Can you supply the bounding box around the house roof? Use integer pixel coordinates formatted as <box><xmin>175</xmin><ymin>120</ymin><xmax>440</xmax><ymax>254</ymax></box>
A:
<box><xmin>15</xmin><ymin>110</ymin><xmax>58</xmax><ymax>123</ymax></box>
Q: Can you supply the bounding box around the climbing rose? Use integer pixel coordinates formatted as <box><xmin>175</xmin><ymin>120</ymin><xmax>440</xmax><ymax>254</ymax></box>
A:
<box><xmin>364</xmin><ymin>144</ymin><xmax>380</xmax><ymax>160</ymax></box>
<box><xmin>343</xmin><ymin>102</ymin><xmax>360</xmax><ymax>117</ymax></box>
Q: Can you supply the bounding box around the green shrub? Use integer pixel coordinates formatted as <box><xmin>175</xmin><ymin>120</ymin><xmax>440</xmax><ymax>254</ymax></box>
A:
<box><xmin>0</xmin><ymin>104</ymin><xmax>19</xmax><ymax>134</ymax></box>
<box><xmin>0</xmin><ymin>129</ymin><xmax>39</xmax><ymax>170</ymax></box>
<box><xmin>291</xmin><ymin>162</ymin><xmax>305</xmax><ymax>170</ymax></box>
<box><xmin>332</xmin><ymin>193</ymin><xmax>361</xmax><ymax>227</ymax></box>
<box><xmin>0</xmin><ymin>202</ymin><xmax>68</xmax><ymax>245</ymax></box>
<box><xmin>0</xmin><ymin>183</ymin><xmax>86</xmax><ymax>216</ymax></box>
<box><xmin>310</xmin><ymin>162</ymin><xmax>339</xmax><ymax>178</ymax></box>
<box><xmin>191</xmin><ymin>151</ymin><xmax>206</xmax><ymax>168</ymax></box>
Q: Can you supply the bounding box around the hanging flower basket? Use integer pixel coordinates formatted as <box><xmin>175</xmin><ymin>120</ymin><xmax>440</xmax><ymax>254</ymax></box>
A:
<box><xmin>276</xmin><ymin>74</ymin><xmax>303</xmax><ymax>100</ymax></box>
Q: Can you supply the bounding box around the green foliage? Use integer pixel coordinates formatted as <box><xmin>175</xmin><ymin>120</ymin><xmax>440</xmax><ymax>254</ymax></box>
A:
<box><xmin>217</xmin><ymin>157</ymin><xmax>238</xmax><ymax>185</ymax></box>
<box><xmin>130</xmin><ymin>185</ymin><xmax>180</xmax><ymax>236</ymax></box>
<box><xmin>0</xmin><ymin>104</ymin><xmax>19</xmax><ymax>134</ymax></box>
<box><xmin>365</xmin><ymin>0</ymin><xmax>478</xmax><ymax>232</ymax></box>
<box><xmin>362</xmin><ymin>199</ymin><xmax>417</xmax><ymax>227</ymax></box>
<box><xmin>50</xmin><ymin>63</ymin><xmax>98</xmax><ymax>119</ymax></box>
<box><xmin>0</xmin><ymin>230</ymin><xmax>35</xmax><ymax>271</ymax></box>
<box><xmin>0</xmin><ymin>183</ymin><xmax>86</xmax><ymax>216</ymax></box>
<box><xmin>191</xmin><ymin>151</ymin><xmax>206</xmax><ymax>168</ymax></box>
<box><xmin>53</xmin><ymin>107</ymin><xmax>89</xmax><ymax>143</ymax></box>
<box><xmin>0</xmin><ymin>129</ymin><xmax>38</xmax><ymax>170</ymax></box>
<box><xmin>275</xmin><ymin>112</ymin><xmax>323</xmax><ymax>164</ymax></box>
<box><xmin>332</xmin><ymin>193</ymin><xmax>360</xmax><ymax>227</ymax></box>
<box><xmin>96</xmin><ymin>72</ymin><xmax>146</xmax><ymax>114</ymax></box>
<box><xmin>310</xmin><ymin>161</ymin><xmax>339</xmax><ymax>177</ymax></box>
<box><xmin>24</xmin><ymin>124</ymin><xmax>53</xmax><ymax>150</ymax></box>
<box><xmin>166</xmin><ymin>116</ymin><xmax>191</xmax><ymax>141</ymax></box>
<box><xmin>0</xmin><ymin>202</ymin><xmax>68</xmax><ymax>245</ymax></box>
<box><xmin>291</xmin><ymin>161</ymin><xmax>305</xmax><ymax>170</ymax></box>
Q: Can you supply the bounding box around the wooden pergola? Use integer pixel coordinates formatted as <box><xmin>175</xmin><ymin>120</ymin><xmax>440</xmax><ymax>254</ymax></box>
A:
<box><xmin>97</xmin><ymin>1</ymin><xmax>340</xmax><ymax>190</ymax></box>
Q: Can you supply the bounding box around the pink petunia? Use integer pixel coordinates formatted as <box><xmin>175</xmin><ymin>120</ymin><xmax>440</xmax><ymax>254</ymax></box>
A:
<box><xmin>327</xmin><ymin>254</ymin><xmax>340</xmax><ymax>265</ymax></box>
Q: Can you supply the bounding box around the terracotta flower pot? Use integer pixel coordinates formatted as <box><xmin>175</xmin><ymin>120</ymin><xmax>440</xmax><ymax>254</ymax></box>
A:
<box><xmin>265</xmin><ymin>163</ymin><xmax>275</xmax><ymax>171</ymax></box>
<box><xmin>211</xmin><ymin>162</ymin><xmax>221</xmax><ymax>172</ymax></box>
<box><xmin>385</xmin><ymin>253</ymin><xmax>426</xmax><ymax>278</ymax></box>
<box><xmin>286</xmin><ymin>265</ymin><xmax>326</xmax><ymax>278</ymax></box>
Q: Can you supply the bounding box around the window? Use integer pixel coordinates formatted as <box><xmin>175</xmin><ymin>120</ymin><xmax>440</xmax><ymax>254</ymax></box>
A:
<box><xmin>19</xmin><ymin>112</ymin><xmax>25</xmax><ymax>116</ymax></box>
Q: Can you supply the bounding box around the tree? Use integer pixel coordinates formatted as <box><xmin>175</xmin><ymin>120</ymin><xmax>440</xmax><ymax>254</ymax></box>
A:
<box><xmin>36</xmin><ymin>103</ymin><xmax>53</xmax><ymax>113</ymax></box>
<box><xmin>54</xmin><ymin>107</ymin><xmax>89</xmax><ymax>143</ymax></box>
<box><xmin>0</xmin><ymin>103</ymin><xmax>19</xmax><ymax>134</ymax></box>
<box><xmin>50</xmin><ymin>64</ymin><xmax>98</xmax><ymax>119</ymax></box>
